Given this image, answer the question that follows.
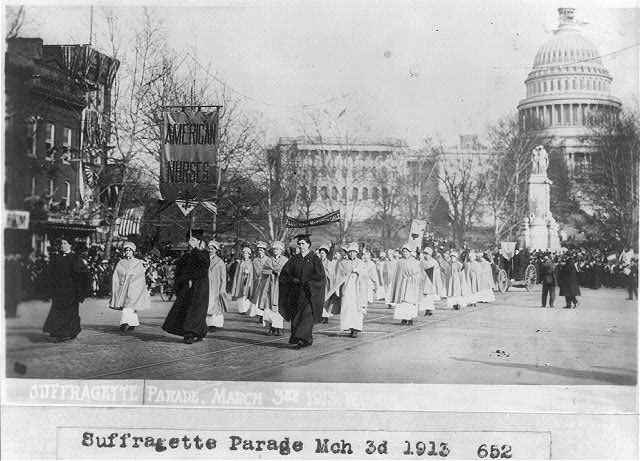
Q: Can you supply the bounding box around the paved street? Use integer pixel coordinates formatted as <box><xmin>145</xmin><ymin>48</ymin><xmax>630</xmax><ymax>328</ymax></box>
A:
<box><xmin>3</xmin><ymin>287</ymin><xmax>637</xmax><ymax>384</ymax></box>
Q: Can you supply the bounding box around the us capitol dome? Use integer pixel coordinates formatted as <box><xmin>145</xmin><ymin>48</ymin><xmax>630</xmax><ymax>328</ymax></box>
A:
<box><xmin>518</xmin><ymin>7</ymin><xmax>621</xmax><ymax>171</ymax></box>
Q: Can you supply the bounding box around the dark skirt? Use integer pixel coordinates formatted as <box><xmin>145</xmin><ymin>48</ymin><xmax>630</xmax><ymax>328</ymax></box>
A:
<box><xmin>162</xmin><ymin>279</ymin><xmax>208</xmax><ymax>339</ymax></box>
<box><xmin>288</xmin><ymin>299</ymin><xmax>315</xmax><ymax>346</ymax></box>
<box><xmin>43</xmin><ymin>299</ymin><xmax>81</xmax><ymax>339</ymax></box>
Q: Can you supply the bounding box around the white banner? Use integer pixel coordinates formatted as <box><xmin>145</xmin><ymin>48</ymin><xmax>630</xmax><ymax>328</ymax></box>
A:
<box><xmin>5</xmin><ymin>210</ymin><xmax>30</xmax><ymax>229</ymax></box>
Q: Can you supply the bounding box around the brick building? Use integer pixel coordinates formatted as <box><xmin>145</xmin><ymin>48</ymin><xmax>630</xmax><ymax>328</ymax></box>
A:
<box><xmin>4</xmin><ymin>37</ymin><xmax>119</xmax><ymax>254</ymax></box>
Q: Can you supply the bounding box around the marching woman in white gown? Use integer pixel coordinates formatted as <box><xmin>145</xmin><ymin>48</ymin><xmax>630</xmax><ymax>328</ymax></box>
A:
<box><xmin>388</xmin><ymin>244</ymin><xmax>422</xmax><ymax>325</ymax></box>
<box><xmin>232</xmin><ymin>247</ymin><xmax>254</xmax><ymax>314</ymax></box>
<box><xmin>109</xmin><ymin>241</ymin><xmax>150</xmax><ymax>332</ymax></box>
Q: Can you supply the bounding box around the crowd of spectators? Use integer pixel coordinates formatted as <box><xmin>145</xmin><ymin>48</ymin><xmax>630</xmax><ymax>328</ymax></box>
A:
<box><xmin>6</xmin><ymin>237</ymin><xmax>638</xmax><ymax>310</ymax></box>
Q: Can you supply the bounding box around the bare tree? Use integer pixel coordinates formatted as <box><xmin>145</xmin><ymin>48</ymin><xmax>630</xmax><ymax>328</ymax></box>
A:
<box><xmin>484</xmin><ymin>113</ymin><xmax>539</xmax><ymax>243</ymax></box>
<box><xmin>100</xmin><ymin>8</ymin><xmax>175</xmax><ymax>258</ymax></box>
<box><xmin>5</xmin><ymin>6</ymin><xmax>25</xmax><ymax>39</ymax></box>
<box><xmin>584</xmin><ymin>106</ymin><xmax>640</xmax><ymax>247</ymax></box>
<box><xmin>434</xmin><ymin>143</ymin><xmax>486</xmax><ymax>246</ymax></box>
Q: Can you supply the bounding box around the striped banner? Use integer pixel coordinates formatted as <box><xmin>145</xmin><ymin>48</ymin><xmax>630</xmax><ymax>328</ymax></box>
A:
<box><xmin>117</xmin><ymin>207</ymin><xmax>144</xmax><ymax>236</ymax></box>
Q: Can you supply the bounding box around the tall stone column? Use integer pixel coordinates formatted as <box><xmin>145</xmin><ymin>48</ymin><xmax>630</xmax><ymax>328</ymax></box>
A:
<box><xmin>523</xmin><ymin>146</ymin><xmax>561</xmax><ymax>251</ymax></box>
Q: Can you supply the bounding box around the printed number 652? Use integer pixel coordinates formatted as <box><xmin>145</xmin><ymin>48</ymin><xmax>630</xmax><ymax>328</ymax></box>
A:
<box><xmin>477</xmin><ymin>444</ymin><xmax>512</xmax><ymax>459</ymax></box>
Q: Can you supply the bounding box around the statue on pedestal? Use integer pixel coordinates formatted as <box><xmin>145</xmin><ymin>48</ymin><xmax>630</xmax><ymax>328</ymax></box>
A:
<box><xmin>531</xmin><ymin>145</ymin><xmax>549</xmax><ymax>176</ymax></box>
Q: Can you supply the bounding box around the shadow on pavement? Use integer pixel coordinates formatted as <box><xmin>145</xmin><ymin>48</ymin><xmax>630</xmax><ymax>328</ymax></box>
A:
<box><xmin>450</xmin><ymin>356</ymin><xmax>637</xmax><ymax>385</ymax></box>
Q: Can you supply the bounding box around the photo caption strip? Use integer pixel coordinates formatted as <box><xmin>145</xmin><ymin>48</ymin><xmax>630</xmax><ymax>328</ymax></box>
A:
<box><xmin>57</xmin><ymin>429</ymin><xmax>551</xmax><ymax>459</ymax></box>
<box><xmin>5</xmin><ymin>379</ymin><xmax>635</xmax><ymax>415</ymax></box>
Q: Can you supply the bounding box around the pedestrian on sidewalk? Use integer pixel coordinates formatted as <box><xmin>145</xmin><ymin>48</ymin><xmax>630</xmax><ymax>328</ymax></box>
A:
<box><xmin>388</xmin><ymin>243</ymin><xmax>421</xmax><ymax>325</ymax></box>
<box><xmin>278</xmin><ymin>234</ymin><xmax>326</xmax><ymax>349</ymax></box>
<box><xmin>43</xmin><ymin>238</ymin><xmax>91</xmax><ymax>342</ymax></box>
<box><xmin>625</xmin><ymin>256</ymin><xmax>638</xmax><ymax>301</ymax></box>
<box><xmin>206</xmin><ymin>240</ymin><xmax>227</xmax><ymax>332</ymax></box>
<box><xmin>109</xmin><ymin>241</ymin><xmax>150</xmax><ymax>332</ymax></box>
<box><xmin>539</xmin><ymin>253</ymin><xmax>556</xmax><ymax>308</ymax></box>
<box><xmin>162</xmin><ymin>231</ymin><xmax>210</xmax><ymax>344</ymax></box>
<box><xmin>558</xmin><ymin>253</ymin><xmax>580</xmax><ymax>309</ymax></box>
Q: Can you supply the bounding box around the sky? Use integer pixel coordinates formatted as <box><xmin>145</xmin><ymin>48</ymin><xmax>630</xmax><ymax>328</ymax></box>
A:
<box><xmin>8</xmin><ymin>0</ymin><xmax>640</xmax><ymax>147</ymax></box>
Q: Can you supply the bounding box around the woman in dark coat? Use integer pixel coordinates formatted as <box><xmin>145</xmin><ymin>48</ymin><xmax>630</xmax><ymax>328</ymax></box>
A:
<box><xmin>558</xmin><ymin>255</ymin><xmax>581</xmax><ymax>309</ymax></box>
<box><xmin>278</xmin><ymin>234</ymin><xmax>326</xmax><ymax>349</ymax></box>
<box><xmin>162</xmin><ymin>233</ymin><xmax>210</xmax><ymax>344</ymax></box>
<box><xmin>43</xmin><ymin>238</ymin><xmax>90</xmax><ymax>342</ymax></box>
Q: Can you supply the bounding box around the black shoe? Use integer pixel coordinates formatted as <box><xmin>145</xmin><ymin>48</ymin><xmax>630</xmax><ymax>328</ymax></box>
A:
<box><xmin>194</xmin><ymin>336</ymin><xmax>203</xmax><ymax>342</ymax></box>
<box><xmin>295</xmin><ymin>340</ymin><xmax>305</xmax><ymax>350</ymax></box>
<box><xmin>127</xmin><ymin>326</ymin><xmax>135</xmax><ymax>331</ymax></box>
<box><xmin>257</xmin><ymin>316</ymin><xmax>263</xmax><ymax>324</ymax></box>
<box><xmin>184</xmin><ymin>336</ymin><xmax>194</xmax><ymax>344</ymax></box>
<box><xmin>267</xmin><ymin>327</ymin><xmax>274</xmax><ymax>336</ymax></box>
<box><xmin>408</xmin><ymin>319</ymin><xmax>414</xmax><ymax>326</ymax></box>
<box><xmin>275</xmin><ymin>329</ymin><xmax>282</xmax><ymax>336</ymax></box>
<box><xmin>563</xmin><ymin>305</ymin><xmax>571</xmax><ymax>309</ymax></box>
<box><xmin>323</xmin><ymin>317</ymin><xmax>329</xmax><ymax>324</ymax></box>
<box><xmin>453</xmin><ymin>305</ymin><xmax>460</xmax><ymax>310</ymax></box>
<box><xmin>425</xmin><ymin>310</ymin><xmax>433</xmax><ymax>316</ymax></box>
<box><xmin>350</xmin><ymin>329</ymin><xmax>358</xmax><ymax>338</ymax></box>
<box><xmin>573</xmin><ymin>302</ymin><xmax>579</xmax><ymax>309</ymax></box>
<box><xmin>401</xmin><ymin>319</ymin><xmax>407</xmax><ymax>325</ymax></box>
<box><xmin>208</xmin><ymin>326</ymin><xmax>216</xmax><ymax>333</ymax></box>
<box><xmin>120</xmin><ymin>324</ymin><xmax>129</xmax><ymax>332</ymax></box>
<box><xmin>549</xmin><ymin>305</ymin><xmax>554</xmax><ymax>308</ymax></box>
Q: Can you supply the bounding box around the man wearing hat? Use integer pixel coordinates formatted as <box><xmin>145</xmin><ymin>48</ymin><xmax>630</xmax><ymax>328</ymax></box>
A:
<box><xmin>206</xmin><ymin>240</ymin><xmax>227</xmax><ymax>330</ymax></box>
<box><xmin>539</xmin><ymin>253</ymin><xmax>556</xmax><ymax>308</ymax></box>
<box><xmin>318</xmin><ymin>244</ymin><xmax>335</xmax><ymax>323</ymax></box>
<box><xmin>387</xmin><ymin>243</ymin><xmax>422</xmax><ymax>325</ymax></box>
<box><xmin>231</xmin><ymin>246</ymin><xmax>254</xmax><ymax>314</ymax></box>
<box><xmin>258</xmin><ymin>241</ymin><xmax>289</xmax><ymax>336</ymax></box>
<box><xmin>162</xmin><ymin>230</ymin><xmax>210</xmax><ymax>344</ymax></box>
<box><xmin>109</xmin><ymin>241</ymin><xmax>150</xmax><ymax>332</ymax></box>
<box><xmin>249</xmin><ymin>241</ymin><xmax>269</xmax><ymax>322</ymax></box>
<box><xmin>279</xmin><ymin>234</ymin><xmax>326</xmax><ymax>348</ymax></box>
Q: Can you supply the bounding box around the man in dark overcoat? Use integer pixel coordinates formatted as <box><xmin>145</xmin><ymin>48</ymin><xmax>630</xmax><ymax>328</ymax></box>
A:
<box><xmin>539</xmin><ymin>253</ymin><xmax>556</xmax><ymax>308</ymax></box>
<box><xmin>558</xmin><ymin>253</ymin><xmax>581</xmax><ymax>309</ymax></box>
<box><xmin>162</xmin><ymin>230</ymin><xmax>210</xmax><ymax>344</ymax></box>
<box><xmin>278</xmin><ymin>234</ymin><xmax>326</xmax><ymax>349</ymax></box>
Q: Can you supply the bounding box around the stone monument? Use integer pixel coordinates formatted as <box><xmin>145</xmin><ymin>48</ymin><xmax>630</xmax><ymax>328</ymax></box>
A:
<box><xmin>521</xmin><ymin>146</ymin><xmax>561</xmax><ymax>251</ymax></box>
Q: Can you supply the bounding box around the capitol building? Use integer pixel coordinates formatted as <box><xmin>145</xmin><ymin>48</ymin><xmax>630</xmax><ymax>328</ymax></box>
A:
<box><xmin>518</xmin><ymin>7</ymin><xmax>621</xmax><ymax>176</ymax></box>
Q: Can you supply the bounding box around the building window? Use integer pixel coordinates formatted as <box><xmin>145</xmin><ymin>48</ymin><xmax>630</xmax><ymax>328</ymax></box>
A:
<box><xmin>48</xmin><ymin>179</ymin><xmax>54</xmax><ymax>196</ymax></box>
<box><xmin>362</xmin><ymin>187</ymin><xmax>369</xmax><ymax>200</ymax></box>
<box><xmin>573</xmin><ymin>105</ymin><xmax>579</xmax><ymax>125</ymax></box>
<box><xmin>564</xmin><ymin>105</ymin><xmax>570</xmax><ymax>125</ymax></box>
<box><xmin>341</xmin><ymin>187</ymin><xmax>346</xmax><ymax>200</ymax></box>
<box><xmin>351</xmin><ymin>187</ymin><xmax>358</xmax><ymax>201</ymax></box>
<box><xmin>45</xmin><ymin>122</ymin><xmax>55</xmax><ymax>161</ymax></box>
<box><xmin>26</xmin><ymin>117</ymin><xmax>37</xmax><ymax>157</ymax></box>
<box><xmin>31</xmin><ymin>177</ymin><xmax>36</xmax><ymax>195</ymax></box>
<box><xmin>331</xmin><ymin>187</ymin><xmax>338</xmax><ymax>201</ymax></box>
<box><xmin>320</xmin><ymin>186</ymin><xmax>328</xmax><ymax>200</ymax></box>
<box><xmin>565</xmin><ymin>79</ymin><xmax>569</xmax><ymax>92</ymax></box>
<box><xmin>572</xmin><ymin>79</ymin><xmax>576</xmax><ymax>90</ymax></box>
<box><xmin>62</xmin><ymin>127</ymin><xmax>72</xmax><ymax>163</ymax></box>
<box><xmin>63</xmin><ymin>181</ymin><xmax>71</xmax><ymax>207</ymax></box>
<box><xmin>372</xmin><ymin>187</ymin><xmax>379</xmax><ymax>201</ymax></box>
<box><xmin>310</xmin><ymin>186</ymin><xmax>317</xmax><ymax>201</ymax></box>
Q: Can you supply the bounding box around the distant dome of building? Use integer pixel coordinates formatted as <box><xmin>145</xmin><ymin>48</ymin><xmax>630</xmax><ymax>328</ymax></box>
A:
<box><xmin>532</xmin><ymin>8</ymin><xmax>607</xmax><ymax>75</ymax></box>
<box><xmin>518</xmin><ymin>7</ymin><xmax>620</xmax><ymax>134</ymax></box>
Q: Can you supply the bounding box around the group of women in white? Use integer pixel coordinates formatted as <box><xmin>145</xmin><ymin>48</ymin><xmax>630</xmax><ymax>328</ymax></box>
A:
<box><xmin>108</xmin><ymin>238</ymin><xmax>496</xmax><ymax>341</ymax></box>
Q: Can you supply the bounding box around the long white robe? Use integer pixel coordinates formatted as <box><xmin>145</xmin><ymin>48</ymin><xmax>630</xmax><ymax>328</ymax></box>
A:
<box><xmin>388</xmin><ymin>257</ymin><xmax>421</xmax><ymax>320</ymax></box>
<box><xmin>476</xmin><ymin>259</ymin><xmax>496</xmax><ymax>303</ymax></box>
<box><xmin>110</xmin><ymin>257</ymin><xmax>150</xmax><ymax>327</ymax></box>
<box><xmin>260</xmin><ymin>255</ymin><xmax>288</xmax><ymax>329</ymax></box>
<box><xmin>206</xmin><ymin>255</ymin><xmax>227</xmax><ymax>327</ymax></box>
<box><xmin>336</xmin><ymin>259</ymin><xmax>368</xmax><ymax>331</ymax></box>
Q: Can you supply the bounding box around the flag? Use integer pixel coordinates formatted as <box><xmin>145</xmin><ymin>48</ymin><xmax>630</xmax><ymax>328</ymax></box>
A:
<box><xmin>117</xmin><ymin>207</ymin><xmax>144</xmax><ymax>236</ymax></box>
<box><xmin>286</xmin><ymin>210</ymin><xmax>340</xmax><ymax>228</ymax></box>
